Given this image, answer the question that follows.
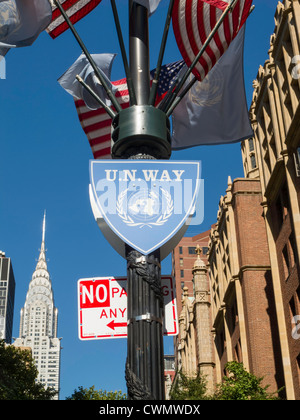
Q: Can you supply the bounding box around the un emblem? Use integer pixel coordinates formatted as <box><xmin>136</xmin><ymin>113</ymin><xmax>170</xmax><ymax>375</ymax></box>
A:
<box><xmin>117</xmin><ymin>186</ymin><xmax>173</xmax><ymax>227</ymax></box>
<box><xmin>89</xmin><ymin>160</ymin><xmax>201</xmax><ymax>257</ymax></box>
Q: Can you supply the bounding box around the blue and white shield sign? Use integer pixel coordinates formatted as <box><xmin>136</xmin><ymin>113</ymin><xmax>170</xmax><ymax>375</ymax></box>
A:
<box><xmin>89</xmin><ymin>160</ymin><xmax>201</xmax><ymax>257</ymax></box>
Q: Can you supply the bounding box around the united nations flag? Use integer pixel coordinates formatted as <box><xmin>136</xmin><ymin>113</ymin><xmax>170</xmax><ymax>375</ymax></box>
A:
<box><xmin>0</xmin><ymin>0</ymin><xmax>52</xmax><ymax>56</ymax></box>
<box><xmin>172</xmin><ymin>26</ymin><xmax>253</xmax><ymax>149</ymax></box>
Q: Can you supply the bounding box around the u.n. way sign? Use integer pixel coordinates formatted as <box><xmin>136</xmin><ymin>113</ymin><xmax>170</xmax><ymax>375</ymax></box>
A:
<box><xmin>78</xmin><ymin>276</ymin><xmax>178</xmax><ymax>340</ymax></box>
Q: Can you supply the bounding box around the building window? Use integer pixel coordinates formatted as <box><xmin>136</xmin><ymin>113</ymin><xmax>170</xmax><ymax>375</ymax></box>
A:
<box><xmin>180</xmin><ymin>270</ymin><xmax>184</xmax><ymax>278</ymax></box>
<box><xmin>282</xmin><ymin>245</ymin><xmax>290</xmax><ymax>279</ymax></box>
<box><xmin>230</xmin><ymin>300</ymin><xmax>238</xmax><ymax>333</ymax></box>
<box><xmin>275</xmin><ymin>196</ymin><xmax>284</xmax><ymax>229</ymax></box>
<box><xmin>293</xmin><ymin>149</ymin><xmax>300</xmax><ymax>177</ymax></box>
<box><xmin>217</xmin><ymin>324</ymin><xmax>226</xmax><ymax>357</ymax></box>
<box><xmin>202</xmin><ymin>247</ymin><xmax>208</xmax><ymax>255</ymax></box>
<box><xmin>282</xmin><ymin>233</ymin><xmax>297</xmax><ymax>280</ymax></box>
<box><xmin>1</xmin><ymin>259</ymin><xmax>8</xmax><ymax>280</ymax></box>
<box><xmin>188</xmin><ymin>247</ymin><xmax>196</xmax><ymax>255</ymax></box>
<box><xmin>234</xmin><ymin>339</ymin><xmax>242</xmax><ymax>363</ymax></box>
<box><xmin>179</xmin><ymin>246</ymin><xmax>183</xmax><ymax>255</ymax></box>
<box><xmin>275</xmin><ymin>182</ymin><xmax>290</xmax><ymax>232</ymax></box>
<box><xmin>179</xmin><ymin>258</ymin><xmax>183</xmax><ymax>267</ymax></box>
<box><xmin>248</xmin><ymin>138</ymin><xmax>254</xmax><ymax>152</ymax></box>
<box><xmin>164</xmin><ymin>356</ymin><xmax>175</xmax><ymax>371</ymax></box>
<box><xmin>250</xmin><ymin>154</ymin><xmax>257</xmax><ymax>169</ymax></box>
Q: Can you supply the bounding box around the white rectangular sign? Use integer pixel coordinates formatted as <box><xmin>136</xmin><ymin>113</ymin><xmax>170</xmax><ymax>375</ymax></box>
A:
<box><xmin>78</xmin><ymin>276</ymin><xmax>178</xmax><ymax>340</ymax></box>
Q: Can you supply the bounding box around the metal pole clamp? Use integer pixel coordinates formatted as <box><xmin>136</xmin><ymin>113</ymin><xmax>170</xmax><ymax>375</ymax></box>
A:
<box><xmin>127</xmin><ymin>313</ymin><xmax>163</xmax><ymax>325</ymax></box>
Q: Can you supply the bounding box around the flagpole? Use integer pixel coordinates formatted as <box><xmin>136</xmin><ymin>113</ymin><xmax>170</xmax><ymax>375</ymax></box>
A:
<box><xmin>53</xmin><ymin>0</ymin><xmax>122</xmax><ymax>114</ymax></box>
<box><xmin>148</xmin><ymin>0</ymin><xmax>175</xmax><ymax>106</ymax></box>
<box><xmin>76</xmin><ymin>75</ymin><xmax>116</xmax><ymax>118</ymax></box>
<box><xmin>163</xmin><ymin>3</ymin><xmax>255</xmax><ymax>117</ymax></box>
<box><xmin>165</xmin><ymin>76</ymin><xmax>197</xmax><ymax>117</ymax></box>
<box><xmin>160</xmin><ymin>0</ymin><xmax>236</xmax><ymax>115</ymax></box>
<box><xmin>110</xmin><ymin>0</ymin><xmax>137</xmax><ymax>106</ymax></box>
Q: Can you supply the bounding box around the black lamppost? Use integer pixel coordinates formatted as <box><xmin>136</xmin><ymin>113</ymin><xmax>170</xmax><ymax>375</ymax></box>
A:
<box><xmin>54</xmin><ymin>0</ymin><xmax>241</xmax><ymax>400</ymax></box>
<box><xmin>112</xmin><ymin>1</ymin><xmax>170</xmax><ymax>400</ymax></box>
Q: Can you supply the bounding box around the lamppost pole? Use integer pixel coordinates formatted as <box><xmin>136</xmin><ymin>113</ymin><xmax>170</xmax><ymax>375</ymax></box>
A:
<box><xmin>124</xmin><ymin>1</ymin><xmax>165</xmax><ymax>400</ymax></box>
<box><xmin>129</xmin><ymin>0</ymin><xmax>150</xmax><ymax>106</ymax></box>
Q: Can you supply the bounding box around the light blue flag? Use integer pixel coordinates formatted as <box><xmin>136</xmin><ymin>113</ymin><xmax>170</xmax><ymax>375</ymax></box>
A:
<box><xmin>58</xmin><ymin>53</ymin><xmax>117</xmax><ymax>110</ymax></box>
<box><xmin>0</xmin><ymin>0</ymin><xmax>52</xmax><ymax>56</ymax></box>
<box><xmin>133</xmin><ymin>0</ymin><xmax>162</xmax><ymax>16</ymax></box>
<box><xmin>171</xmin><ymin>26</ymin><xmax>253</xmax><ymax>149</ymax></box>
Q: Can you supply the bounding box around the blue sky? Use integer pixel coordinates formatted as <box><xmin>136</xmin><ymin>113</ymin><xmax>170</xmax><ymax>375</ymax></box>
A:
<box><xmin>0</xmin><ymin>0</ymin><xmax>277</xmax><ymax>399</ymax></box>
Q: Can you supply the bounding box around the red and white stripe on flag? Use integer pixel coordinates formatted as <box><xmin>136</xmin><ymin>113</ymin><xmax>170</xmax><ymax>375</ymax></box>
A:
<box><xmin>47</xmin><ymin>0</ymin><xmax>103</xmax><ymax>39</ymax></box>
<box><xmin>74</xmin><ymin>78</ymin><xmax>129</xmax><ymax>159</ymax></box>
<box><xmin>172</xmin><ymin>0</ymin><xmax>252</xmax><ymax>81</ymax></box>
<box><xmin>74</xmin><ymin>74</ymin><xmax>170</xmax><ymax>159</ymax></box>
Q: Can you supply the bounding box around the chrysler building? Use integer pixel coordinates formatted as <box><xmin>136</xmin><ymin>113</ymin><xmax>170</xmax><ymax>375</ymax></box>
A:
<box><xmin>14</xmin><ymin>213</ymin><xmax>61</xmax><ymax>399</ymax></box>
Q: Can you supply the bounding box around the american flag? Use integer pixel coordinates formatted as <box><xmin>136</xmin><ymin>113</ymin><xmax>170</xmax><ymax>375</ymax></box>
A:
<box><xmin>74</xmin><ymin>60</ymin><xmax>185</xmax><ymax>159</ymax></box>
<box><xmin>46</xmin><ymin>0</ymin><xmax>103</xmax><ymax>39</ymax></box>
<box><xmin>172</xmin><ymin>0</ymin><xmax>252</xmax><ymax>81</ymax></box>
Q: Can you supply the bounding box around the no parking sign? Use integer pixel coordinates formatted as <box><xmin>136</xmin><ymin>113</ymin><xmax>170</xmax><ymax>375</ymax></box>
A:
<box><xmin>78</xmin><ymin>276</ymin><xmax>178</xmax><ymax>340</ymax></box>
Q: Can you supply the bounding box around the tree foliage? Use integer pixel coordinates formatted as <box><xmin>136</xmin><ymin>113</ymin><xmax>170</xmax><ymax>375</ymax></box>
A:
<box><xmin>65</xmin><ymin>385</ymin><xmax>127</xmax><ymax>400</ymax></box>
<box><xmin>170</xmin><ymin>371</ymin><xmax>209</xmax><ymax>400</ymax></box>
<box><xmin>170</xmin><ymin>362</ymin><xmax>281</xmax><ymax>400</ymax></box>
<box><xmin>213</xmin><ymin>361</ymin><xmax>281</xmax><ymax>400</ymax></box>
<box><xmin>0</xmin><ymin>339</ymin><xmax>57</xmax><ymax>400</ymax></box>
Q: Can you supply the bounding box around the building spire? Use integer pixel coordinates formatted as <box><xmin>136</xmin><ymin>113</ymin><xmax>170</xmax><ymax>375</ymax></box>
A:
<box><xmin>33</xmin><ymin>211</ymin><xmax>48</xmax><ymax>273</ymax></box>
<box><xmin>193</xmin><ymin>244</ymin><xmax>206</xmax><ymax>271</ymax></box>
<box><xmin>42</xmin><ymin>210</ymin><xmax>46</xmax><ymax>243</ymax></box>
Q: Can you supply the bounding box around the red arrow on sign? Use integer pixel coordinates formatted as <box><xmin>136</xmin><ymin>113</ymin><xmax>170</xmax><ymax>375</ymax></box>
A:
<box><xmin>107</xmin><ymin>320</ymin><xmax>127</xmax><ymax>330</ymax></box>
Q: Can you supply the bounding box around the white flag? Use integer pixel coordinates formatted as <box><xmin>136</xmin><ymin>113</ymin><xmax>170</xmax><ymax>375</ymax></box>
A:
<box><xmin>58</xmin><ymin>53</ymin><xmax>117</xmax><ymax>110</ymax></box>
<box><xmin>133</xmin><ymin>0</ymin><xmax>162</xmax><ymax>16</ymax></box>
<box><xmin>0</xmin><ymin>0</ymin><xmax>52</xmax><ymax>56</ymax></box>
<box><xmin>171</xmin><ymin>26</ymin><xmax>253</xmax><ymax>149</ymax></box>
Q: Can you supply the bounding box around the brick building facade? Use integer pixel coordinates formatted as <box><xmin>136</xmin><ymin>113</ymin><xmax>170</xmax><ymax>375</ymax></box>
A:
<box><xmin>208</xmin><ymin>177</ymin><xmax>284</xmax><ymax>395</ymax></box>
<box><xmin>172</xmin><ymin>229</ymin><xmax>211</xmax><ymax>315</ymax></box>
<box><xmin>171</xmin><ymin>0</ymin><xmax>300</xmax><ymax>400</ymax></box>
<box><xmin>172</xmin><ymin>178</ymin><xmax>285</xmax><ymax>397</ymax></box>
<box><xmin>243</xmin><ymin>0</ymin><xmax>300</xmax><ymax>399</ymax></box>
